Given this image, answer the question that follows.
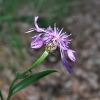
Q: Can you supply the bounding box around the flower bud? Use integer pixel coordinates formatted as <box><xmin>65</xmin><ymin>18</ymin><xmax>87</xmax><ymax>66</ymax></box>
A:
<box><xmin>45</xmin><ymin>41</ymin><xmax>57</xmax><ymax>53</ymax></box>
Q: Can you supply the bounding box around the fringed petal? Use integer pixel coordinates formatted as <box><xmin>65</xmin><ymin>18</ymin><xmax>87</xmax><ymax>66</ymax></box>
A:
<box><xmin>25</xmin><ymin>28</ymin><xmax>35</xmax><ymax>33</ymax></box>
<box><xmin>60</xmin><ymin>49</ymin><xmax>73</xmax><ymax>73</ymax></box>
<box><xmin>67</xmin><ymin>49</ymin><xmax>76</xmax><ymax>62</ymax></box>
<box><xmin>31</xmin><ymin>35</ymin><xmax>43</xmax><ymax>49</ymax></box>
<box><xmin>34</xmin><ymin>16</ymin><xmax>46</xmax><ymax>32</ymax></box>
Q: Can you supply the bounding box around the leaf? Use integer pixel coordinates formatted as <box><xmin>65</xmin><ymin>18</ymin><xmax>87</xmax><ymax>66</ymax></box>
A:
<box><xmin>16</xmin><ymin>72</ymin><xmax>29</xmax><ymax>79</ymax></box>
<box><xmin>0</xmin><ymin>90</ymin><xmax>3</xmax><ymax>100</ymax></box>
<box><xmin>12</xmin><ymin>70</ymin><xmax>57</xmax><ymax>95</ymax></box>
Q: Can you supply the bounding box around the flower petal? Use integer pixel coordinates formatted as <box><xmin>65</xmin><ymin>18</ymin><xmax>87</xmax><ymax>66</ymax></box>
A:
<box><xmin>67</xmin><ymin>49</ymin><xmax>76</xmax><ymax>62</ymax></box>
<box><xmin>34</xmin><ymin>16</ymin><xmax>46</xmax><ymax>32</ymax></box>
<box><xmin>60</xmin><ymin>49</ymin><xmax>73</xmax><ymax>73</ymax></box>
<box><xmin>31</xmin><ymin>35</ymin><xmax>43</xmax><ymax>49</ymax></box>
<box><xmin>25</xmin><ymin>28</ymin><xmax>35</xmax><ymax>33</ymax></box>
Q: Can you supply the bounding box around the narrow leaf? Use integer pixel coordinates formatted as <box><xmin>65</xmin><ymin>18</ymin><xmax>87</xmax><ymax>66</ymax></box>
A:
<box><xmin>12</xmin><ymin>70</ymin><xmax>57</xmax><ymax>95</ymax></box>
<box><xmin>0</xmin><ymin>90</ymin><xmax>3</xmax><ymax>100</ymax></box>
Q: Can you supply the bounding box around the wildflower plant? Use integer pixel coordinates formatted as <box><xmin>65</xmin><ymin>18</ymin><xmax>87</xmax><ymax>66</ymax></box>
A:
<box><xmin>0</xmin><ymin>16</ymin><xmax>75</xmax><ymax>100</ymax></box>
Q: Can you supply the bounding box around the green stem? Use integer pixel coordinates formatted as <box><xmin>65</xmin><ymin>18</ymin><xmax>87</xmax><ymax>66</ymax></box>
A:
<box><xmin>22</xmin><ymin>51</ymin><xmax>48</xmax><ymax>75</ymax></box>
<box><xmin>0</xmin><ymin>90</ymin><xmax>3</xmax><ymax>100</ymax></box>
<box><xmin>7</xmin><ymin>78</ymin><xmax>17</xmax><ymax>100</ymax></box>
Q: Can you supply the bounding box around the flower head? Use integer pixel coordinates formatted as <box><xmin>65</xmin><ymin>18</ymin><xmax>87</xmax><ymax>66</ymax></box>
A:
<box><xmin>26</xmin><ymin>16</ymin><xmax>76</xmax><ymax>73</ymax></box>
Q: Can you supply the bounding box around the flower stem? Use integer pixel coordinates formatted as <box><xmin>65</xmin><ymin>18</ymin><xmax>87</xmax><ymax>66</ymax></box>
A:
<box><xmin>22</xmin><ymin>51</ymin><xmax>48</xmax><ymax>75</ymax></box>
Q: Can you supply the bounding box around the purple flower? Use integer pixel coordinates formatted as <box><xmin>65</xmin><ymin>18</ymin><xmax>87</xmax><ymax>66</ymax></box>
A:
<box><xmin>26</xmin><ymin>16</ymin><xmax>76</xmax><ymax>73</ymax></box>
